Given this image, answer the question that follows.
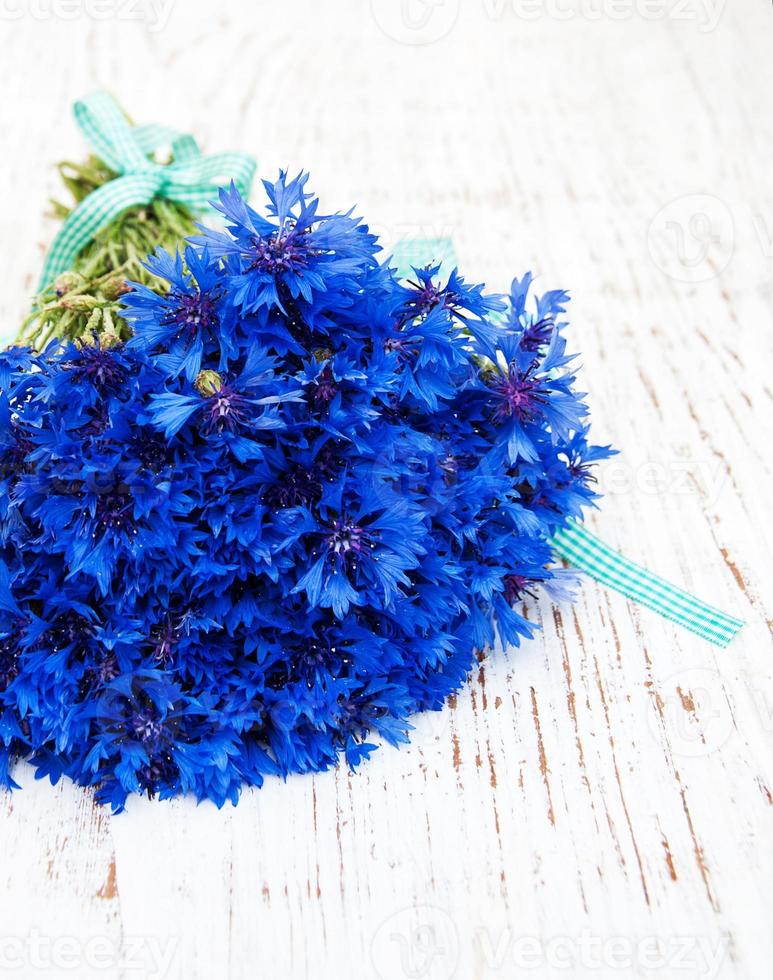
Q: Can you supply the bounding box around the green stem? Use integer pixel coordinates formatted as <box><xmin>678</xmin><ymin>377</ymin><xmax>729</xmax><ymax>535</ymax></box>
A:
<box><xmin>17</xmin><ymin>153</ymin><xmax>196</xmax><ymax>349</ymax></box>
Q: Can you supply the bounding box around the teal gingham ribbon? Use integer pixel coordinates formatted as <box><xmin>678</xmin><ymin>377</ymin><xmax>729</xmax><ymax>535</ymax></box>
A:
<box><xmin>551</xmin><ymin>521</ymin><xmax>743</xmax><ymax>647</ymax></box>
<box><xmin>38</xmin><ymin>92</ymin><xmax>256</xmax><ymax>290</ymax></box>
<box><xmin>393</xmin><ymin>237</ymin><xmax>744</xmax><ymax>648</ymax></box>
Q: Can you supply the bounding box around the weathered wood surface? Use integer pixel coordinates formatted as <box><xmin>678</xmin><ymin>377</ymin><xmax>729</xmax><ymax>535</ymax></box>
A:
<box><xmin>0</xmin><ymin>2</ymin><xmax>771</xmax><ymax>977</ymax></box>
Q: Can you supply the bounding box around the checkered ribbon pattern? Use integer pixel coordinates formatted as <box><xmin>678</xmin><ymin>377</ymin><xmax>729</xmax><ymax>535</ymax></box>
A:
<box><xmin>393</xmin><ymin>238</ymin><xmax>744</xmax><ymax>647</ymax></box>
<box><xmin>38</xmin><ymin>91</ymin><xmax>256</xmax><ymax>290</ymax></box>
<box><xmin>551</xmin><ymin>522</ymin><xmax>743</xmax><ymax>647</ymax></box>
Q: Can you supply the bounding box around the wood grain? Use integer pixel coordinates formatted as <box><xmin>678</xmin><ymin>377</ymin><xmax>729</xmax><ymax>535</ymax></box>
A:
<box><xmin>1</xmin><ymin>1</ymin><xmax>771</xmax><ymax>977</ymax></box>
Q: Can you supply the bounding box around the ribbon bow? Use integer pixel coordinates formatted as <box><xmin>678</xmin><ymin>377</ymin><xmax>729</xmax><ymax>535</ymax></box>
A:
<box><xmin>38</xmin><ymin>91</ymin><xmax>256</xmax><ymax>290</ymax></box>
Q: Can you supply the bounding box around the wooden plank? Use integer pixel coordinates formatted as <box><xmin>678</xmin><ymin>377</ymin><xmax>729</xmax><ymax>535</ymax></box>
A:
<box><xmin>0</xmin><ymin>2</ymin><xmax>770</xmax><ymax>977</ymax></box>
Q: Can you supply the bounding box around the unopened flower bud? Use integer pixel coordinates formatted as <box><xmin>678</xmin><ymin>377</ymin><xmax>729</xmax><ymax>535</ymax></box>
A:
<box><xmin>194</xmin><ymin>370</ymin><xmax>223</xmax><ymax>396</ymax></box>
<box><xmin>53</xmin><ymin>272</ymin><xmax>81</xmax><ymax>298</ymax></box>
<box><xmin>98</xmin><ymin>328</ymin><xmax>122</xmax><ymax>349</ymax></box>
<box><xmin>61</xmin><ymin>294</ymin><xmax>100</xmax><ymax>312</ymax></box>
<box><xmin>102</xmin><ymin>278</ymin><xmax>132</xmax><ymax>300</ymax></box>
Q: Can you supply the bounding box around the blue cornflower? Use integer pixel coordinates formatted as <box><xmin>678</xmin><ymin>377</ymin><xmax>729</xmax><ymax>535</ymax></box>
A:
<box><xmin>194</xmin><ymin>172</ymin><xmax>378</xmax><ymax>314</ymax></box>
<box><xmin>148</xmin><ymin>346</ymin><xmax>302</xmax><ymax>461</ymax></box>
<box><xmin>474</xmin><ymin>325</ymin><xmax>588</xmax><ymax>464</ymax></box>
<box><xmin>396</xmin><ymin>263</ymin><xmax>505</xmax><ymax>323</ymax></box>
<box><xmin>124</xmin><ymin>245</ymin><xmax>233</xmax><ymax>380</ymax></box>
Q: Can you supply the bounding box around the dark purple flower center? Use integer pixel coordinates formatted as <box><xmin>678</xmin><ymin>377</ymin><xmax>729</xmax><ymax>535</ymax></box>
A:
<box><xmin>326</xmin><ymin>520</ymin><xmax>375</xmax><ymax>571</ymax></box>
<box><xmin>94</xmin><ymin>489</ymin><xmax>134</xmax><ymax>536</ymax></box>
<box><xmin>438</xmin><ymin>453</ymin><xmax>458</xmax><ymax>481</ymax></box>
<box><xmin>96</xmin><ymin>653</ymin><xmax>120</xmax><ymax>684</ymax></box>
<box><xmin>415</xmin><ymin>281</ymin><xmax>444</xmax><ymax>311</ymax></box>
<box><xmin>251</xmin><ymin>228</ymin><xmax>308</xmax><ymax>275</ymax></box>
<box><xmin>79</xmin><ymin>403</ymin><xmax>111</xmax><ymax>437</ymax></box>
<box><xmin>311</xmin><ymin>368</ymin><xmax>337</xmax><ymax>409</ymax></box>
<box><xmin>403</xmin><ymin>275</ymin><xmax>460</xmax><ymax>318</ymax></box>
<box><xmin>67</xmin><ymin>345</ymin><xmax>126</xmax><ymax>394</ymax></box>
<box><xmin>203</xmin><ymin>387</ymin><xmax>251</xmax><ymax>434</ymax></box>
<box><xmin>131</xmin><ymin>708</ymin><xmax>165</xmax><ymax>747</ymax></box>
<box><xmin>503</xmin><ymin>573</ymin><xmax>542</xmax><ymax>605</ymax></box>
<box><xmin>78</xmin><ymin>652</ymin><xmax>119</xmax><ymax>698</ymax></box>
<box><xmin>383</xmin><ymin>335</ymin><xmax>404</xmax><ymax>354</ymax></box>
<box><xmin>335</xmin><ymin>693</ymin><xmax>386</xmax><ymax>737</ymax></box>
<box><xmin>126</xmin><ymin>700</ymin><xmax>181</xmax><ymax>795</ymax></box>
<box><xmin>1</xmin><ymin>422</ymin><xmax>34</xmax><ymax>476</ymax></box>
<box><xmin>265</xmin><ymin>464</ymin><xmax>321</xmax><ymax>508</ymax></box>
<box><xmin>565</xmin><ymin>452</ymin><xmax>595</xmax><ymax>484</ymax></box>
<box><xmin>131</xmin><ymin>430</ymin><xmax>172</xmax><ymax>472</ymax></box>
<box><xmin>137</xmin><ymin>754</ymin><xmax>178</xmax><ymax>797</ymax></box>
<box><xmin>44</xmin><ymin>611</ymin><xmax>95</xmax><ymax>656</ymax></box>
<box><xmin>150</xmin><ymin>617</ymin><xmax>179</xmax><ymax>665</ymax></box>
<box><xmin>0</xmin><ymin>620</ymin><xmax>24</xmax><ymax>691</ymax></box>
<box><xmin>277</xmin><ymin>635</ymin><xmax>352</xmax><ymax>689</ymax></box>
<box><xmin>519</xmin><ymin>317</ymin><xmax>554</xmax><ymax>354</ymax></box>
<box><xmin>0</xmin><ymin>650</ymin><xmax>18</xmax><ymax>692</ymax></box>
<box><xmin>301</xmin><ymin>638</ymin><xmax>332</xmax><ymax>671</ymax></box>
<box><xmin>162</xmin><ymin>289</ymin><xmax>220</xmax><ymax>338</ymax></box>
<box><xmin>491</xmin><ymin>364</ymin><xmax>546</xmax><ymax>423</ymax></box>
<box><xmin>384</xmin><ymin>332</ymin><xmax>420</xmax><ymax>365</ymax></box>
<box><xmin>265</xmin><ymin>445</ymin><xmax>340</xmax><ymax>509</ymax></box>
<box><xmin>308</xmin><ymin>614</ymin><xmax>353</xmax><ymax>676</ymax></box>
<box><xmin>503</xmin><ymin>574</ymin><xmax>528</xmax><ymax>604</ymax></box>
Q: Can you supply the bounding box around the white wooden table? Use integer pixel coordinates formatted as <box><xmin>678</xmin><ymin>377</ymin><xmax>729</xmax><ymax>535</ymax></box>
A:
<box><xmin>1</xmin><ymin>2</ymin><xmax>771</xmax><ymax>977</ymax></box>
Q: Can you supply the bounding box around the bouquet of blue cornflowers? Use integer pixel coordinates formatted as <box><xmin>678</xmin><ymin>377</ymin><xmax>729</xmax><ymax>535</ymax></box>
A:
<box><xmin>0</xmin><ymin>172</ymin><xmax>610</xmax><ymax>810</ymax></box>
